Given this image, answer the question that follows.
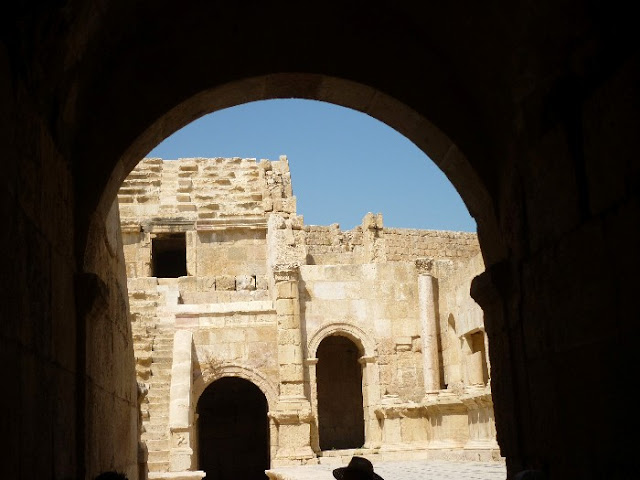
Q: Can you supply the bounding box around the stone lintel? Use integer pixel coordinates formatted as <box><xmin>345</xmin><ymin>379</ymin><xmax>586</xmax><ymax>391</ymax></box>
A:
<box><xmin>195</xmin><ymin>217</ymin><xmax>267</xmax><ymax>231</ymax></box>
<box><xmin>143</xmin><ymin>219</ymin><xmax>195</xmax><ymax>233</ymax></box>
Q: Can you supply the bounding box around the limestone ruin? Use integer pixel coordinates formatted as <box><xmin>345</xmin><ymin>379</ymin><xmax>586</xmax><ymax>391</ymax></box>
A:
<box><xmin>119</xmin><ymin>156</ymin><xmax>499</xmax><ymax>480</ymax></box>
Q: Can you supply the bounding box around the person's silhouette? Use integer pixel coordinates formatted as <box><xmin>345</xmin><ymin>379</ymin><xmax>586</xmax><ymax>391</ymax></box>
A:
<box><xmin>333</xmin><ymin>456</ymin><xmax>383</xmax><ymax>480</ymax></box>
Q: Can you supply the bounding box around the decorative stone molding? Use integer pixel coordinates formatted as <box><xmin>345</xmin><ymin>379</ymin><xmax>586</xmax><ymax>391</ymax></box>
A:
<box><xmin>268</xmin><ymin>406</ymin><xmax>314</xmax><ymax>425</ymax></box>
<box><xmin>374</xmin><ymin>402</ymin><xmax>428</xmax><ymax>420</ymax></box>
<box><xmin>460</xmin><ymin>385</ymin><xmax>494</xmax><ymax>409</ymax></box>
<box><xmin>307</xmin><ymin>322</ymin><xmax>376</xmax><ymax>358</ymax></box>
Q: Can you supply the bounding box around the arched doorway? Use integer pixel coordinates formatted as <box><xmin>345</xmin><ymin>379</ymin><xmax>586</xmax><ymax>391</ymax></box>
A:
<box><xmin>197</xmin><ymin>377</ymin><xmax>269</xmax><ymax>480</ymax></box>
<box><xmin>316</xmin><ymin>335</ymin><xmax>365</xmax><ymax>450</ymax></box>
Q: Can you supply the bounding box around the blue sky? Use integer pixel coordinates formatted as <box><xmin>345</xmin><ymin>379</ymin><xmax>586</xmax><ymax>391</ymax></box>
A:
<box><xmin>148</xmin><ymin>99</ymin><xmax>475</xmax><ymax>232</ymax></box>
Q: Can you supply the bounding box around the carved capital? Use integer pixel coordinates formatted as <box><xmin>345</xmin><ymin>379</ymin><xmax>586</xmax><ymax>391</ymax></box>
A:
<box><xmin>273</xmin><ymin>263</ymin><xmax>300</xmax><ymax>283</ymax></box>
<box><xmin>358</xmin><ymin>355</ymin><xmax>377</xmax><ymax>365</ymax></box>
<box><xmin>415</xmin><ymin>257</ymin><xmax>435</xmax><ymax>275</ymax></box>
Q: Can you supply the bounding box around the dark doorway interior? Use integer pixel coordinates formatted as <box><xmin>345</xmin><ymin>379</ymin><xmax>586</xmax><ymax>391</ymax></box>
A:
<box><xmin>197</xmin><ymin>377</ymin><xmax>269</xmax><ymax>480</ymax></box>
<box><xmin>152</xmin><ymin>233</ymin><xmax>187</xmax><ymax>277</ymax></box>
<box><xmin>317</xmin><ymin>335</ymin><xmax>365</xmax><ymax>450</ymax></box>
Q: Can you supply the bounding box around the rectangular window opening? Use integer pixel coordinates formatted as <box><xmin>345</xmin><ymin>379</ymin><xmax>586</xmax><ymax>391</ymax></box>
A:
<box><xmin>152</xmin><ymin>233</ymin><xmax>187</xmax><ymax>278</ymax></box>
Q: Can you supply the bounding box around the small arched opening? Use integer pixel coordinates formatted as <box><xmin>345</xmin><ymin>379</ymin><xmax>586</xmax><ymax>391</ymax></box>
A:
<box><xmin>316</xmin><ymin>335</ymin><xmax>365</xmax><ymax>451</ymax></box>
<box><xmin>196</xmin><ymin>377</ymin><xmax>269</xmax><ymax>480</ymax></box>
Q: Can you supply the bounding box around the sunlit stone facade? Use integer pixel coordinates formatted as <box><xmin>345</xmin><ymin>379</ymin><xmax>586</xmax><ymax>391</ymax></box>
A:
<box><xmin>119</xmin><ymin>156</ymin><xmax>499</xmax><ymax>480</ymax></box>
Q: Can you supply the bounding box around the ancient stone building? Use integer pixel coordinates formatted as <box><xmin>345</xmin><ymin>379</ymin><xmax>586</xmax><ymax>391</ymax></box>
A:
<box><xmin>3</xmin><ymin>3</ymin><xmax>637</xmax><ymax>480</ymax></box>
<box><xmin>119</xmin><ymin>156</ymin><xmax>498</xmax><ymax>479</ymax></box>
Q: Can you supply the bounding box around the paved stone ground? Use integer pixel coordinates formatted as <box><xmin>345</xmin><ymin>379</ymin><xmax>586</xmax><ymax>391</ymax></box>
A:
<box><xmin>268</xmin><ymin>459</ymin><xmax>507</xmax><ymax>480</ymax></box>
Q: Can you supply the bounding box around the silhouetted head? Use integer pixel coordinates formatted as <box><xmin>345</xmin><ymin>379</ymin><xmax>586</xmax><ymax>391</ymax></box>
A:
<box><xmin>333</xmin><ymin>457</ymin><xmax>383</xmax><ymax>480</ymax></box>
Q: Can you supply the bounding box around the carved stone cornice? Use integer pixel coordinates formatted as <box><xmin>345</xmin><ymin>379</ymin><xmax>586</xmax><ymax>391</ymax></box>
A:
<box><xmin>423</xmin><ymin>391</ymin><xmax>467</xmax><ymax>414</ymax></box>
<box><xmin>374</xmin><ymin>402</ymin><xmax>427</xmax><ymax>419</ymax></box>
<box><xmin>460</xmin><ymin>385</ymin><xmax>494</xmax><ymax>409</ymax></box>
<box><xmin>120</xmin><ymin>222</ymin><xmax>142</xmax><ymax>233</ymax></box>
<box><xmin>269</xmin><ymin>402</ymin><xmax>313</xmax><ymax>425</ymax></box>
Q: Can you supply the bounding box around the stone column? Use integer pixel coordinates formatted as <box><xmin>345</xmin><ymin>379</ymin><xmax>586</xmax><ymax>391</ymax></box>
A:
<box><xmin>271</xmin><ymin>264</ymin><xmax>316</xmax><ymax>465</ymax></box>
<box><xmin>416</xmin><ymin>259</ymin><xmax>441</xmax><ymax>394</ymax></box>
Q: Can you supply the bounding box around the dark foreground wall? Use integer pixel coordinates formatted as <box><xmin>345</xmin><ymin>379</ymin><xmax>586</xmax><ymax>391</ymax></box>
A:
<box><xmin>0</xmin><ymin>1</ymin><xmax>637</xmax><ymax>478</ymax></box>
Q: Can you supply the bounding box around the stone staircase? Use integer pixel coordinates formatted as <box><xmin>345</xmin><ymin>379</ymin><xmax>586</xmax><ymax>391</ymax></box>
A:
<box><xmin>159</xmin><ymin>160</ymin><xmax>180</xmax><ymax>211</ymax></box>
<box><xmin>142</xmin><ymin>328</ymin><xmax>175</xmax><ymax>473</ymax></box>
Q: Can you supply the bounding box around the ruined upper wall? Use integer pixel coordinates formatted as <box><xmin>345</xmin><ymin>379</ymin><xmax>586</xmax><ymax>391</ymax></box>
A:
<box><xmin>118</xmin><ymin>156</ymin><xmax>296</xmax><ymax>226</ymax></box>
<box><xmin>305</xmin><ymin>214</ymin><xmax>480</xmax><ymax>265</ymax></box>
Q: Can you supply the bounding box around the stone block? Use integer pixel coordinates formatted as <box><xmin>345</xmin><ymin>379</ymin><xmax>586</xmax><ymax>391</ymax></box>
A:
<box><xmin>279</xmin><ymin>364</ymin><xmax>303</xmax><ymax>382</ymax></box>
<box><xmin>277</xmin><ymin>314</ymin><xmax>299</xmax><ymax>329</ymax></box>
<box><xmin>275</xmin><ymin>280</ymin><xmax>297</xmax><ymax>299</ymax></box>
<box><xmin>278</xmin><ymin>329</ymin><xmax>301</xmax><ymax>346</ymax></box>
<box><xmin>275</xmin><ymin>298</ymin><xmax>299</xmax><ymax>315</ymax></box>
<box><xmin>236</xmin><ymin>275</ymin><xmax>256</xmax><ymax>291</ymax></box>
<box><xmin>278</xmin><ymin>344</ymin><xmax>301</xmax><ymax>364</ymax></box>
<box><xmin>215</xmin><ymin>275</ymin><xmax>235</xmax><ymax>291</ymax></box>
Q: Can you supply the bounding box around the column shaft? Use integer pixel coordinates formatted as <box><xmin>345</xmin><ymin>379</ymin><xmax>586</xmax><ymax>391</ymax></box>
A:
<box><xmin>419</xmin><ymin>273</ymin><xmax>441</xmax><ymax>393</ymax></box>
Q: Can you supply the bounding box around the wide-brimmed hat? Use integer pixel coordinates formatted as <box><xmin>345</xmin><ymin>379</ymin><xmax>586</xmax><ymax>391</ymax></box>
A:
<box><xmin>332</xmin><ymin>456</ymin><xmax>383</xmax><ymax>480</ymax></box>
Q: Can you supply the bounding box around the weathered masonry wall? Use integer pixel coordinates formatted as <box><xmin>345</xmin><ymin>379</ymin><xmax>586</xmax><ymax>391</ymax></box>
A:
<box><xmin>305</xmin><ymin>217</ymin><xmax>479</xmax><ymax>264</ymax></box>
<box><xmin>300</xmin><ymin>262</ymin><xmax>424</xmax><ymax>401</ymax></box>
<box><xmin>118</xmin><ymin>156</ymin><xmax>498</xmax><ymax>480</ymax></box>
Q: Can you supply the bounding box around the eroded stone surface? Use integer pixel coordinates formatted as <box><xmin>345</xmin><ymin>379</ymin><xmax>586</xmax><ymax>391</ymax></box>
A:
<box><xmin>119</xmin><ymin>157</ymin><xmax>499</xmax><ymax>477</ymax></box>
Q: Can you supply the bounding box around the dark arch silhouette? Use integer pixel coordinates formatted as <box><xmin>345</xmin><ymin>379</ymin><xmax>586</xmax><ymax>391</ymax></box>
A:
<box><xmin>2</xmin><ymin>3</ymin><xmax>637</xmax><ymax>478</ymax></box>
<box><xmin>197</xmin><ymin>377</ymin><xmax>269</xmax><ymax>480</ymax></box>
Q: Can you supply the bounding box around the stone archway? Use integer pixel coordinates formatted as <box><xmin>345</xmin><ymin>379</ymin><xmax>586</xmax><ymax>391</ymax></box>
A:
<box><xmin>196</xmin><ymin>377</ymin><xmax>270</xmax><ymax>480</ymax></box>
<box><xmin>316</xmin><ymin>335</ymin><xmax>365</xmax><ymax>451</ymax></box>
<box><xmin>5</xmin><ymin>4</ymin><xmax>636</xmax><ymax>478</ymax></box>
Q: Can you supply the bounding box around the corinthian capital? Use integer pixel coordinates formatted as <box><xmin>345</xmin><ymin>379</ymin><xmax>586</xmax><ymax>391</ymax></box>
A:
<box><xmin>415</xmin><ymin>258</ymin><xmax>434</xmax><ymax>275</ymax></box>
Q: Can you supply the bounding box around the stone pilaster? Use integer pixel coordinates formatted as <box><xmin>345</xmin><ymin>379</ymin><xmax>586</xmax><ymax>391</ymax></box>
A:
<box><xmin>423</xmin><ymin>392</ymin><xmax>468</xmax><ymax>449</ymax></box>
<box><xmin>274</xmin><ymin>264</ymin><xmax>305</xmax><ymax>399</ymax></box>
<box><xmin>460</xmin><ymin>385</ymin><xmax>499</xmax><ymax>453</ymax></box>
<box><xmin>359</xmin><ymin>355</ymin><xmax>382</xmax><ymax>448</ymax></box>
<box><xmin>168</xmin><ymin>330</ymin><xmax>199</xmax><ymax>473</ymax></box>
<box><xmin>271</xmin><ymin>264</ymin><xmax>315</xmax><ymax>464</ymax></box>
<box><xmin>416</xmin><ymin>259</ymin><xmax>441</xmax><ymax>394</ymax></box>
<box><xmin>304</xmin><ymin>357</ymin><xmax>321</xmax><ymax>453</ymax></box>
